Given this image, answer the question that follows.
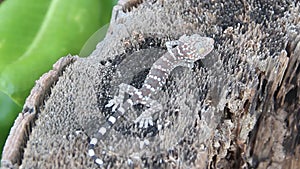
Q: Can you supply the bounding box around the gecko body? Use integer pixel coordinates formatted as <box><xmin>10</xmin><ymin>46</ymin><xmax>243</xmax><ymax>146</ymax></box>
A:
<box><xmin>88</xmin><ymin>34</ymin><xmax>214</xmax><ymax>166</ymax></box>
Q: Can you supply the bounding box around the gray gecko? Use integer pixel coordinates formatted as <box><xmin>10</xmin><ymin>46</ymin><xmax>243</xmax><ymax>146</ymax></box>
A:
<box><xmin>88</xmin><ymin>34</ymin><xmax>214</xmax><ymax>166</ymax></box>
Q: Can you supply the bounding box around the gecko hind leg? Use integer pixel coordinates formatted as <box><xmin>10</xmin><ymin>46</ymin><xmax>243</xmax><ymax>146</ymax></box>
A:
<box><xmin>134</xmin><ymin>97</ymin><xmax>162</xmax><ymax>128</ymax></box>
<box><xmin>106</xmin><ymin>83</ymin><xmax>139</xmax><ymax>111</ymax></box>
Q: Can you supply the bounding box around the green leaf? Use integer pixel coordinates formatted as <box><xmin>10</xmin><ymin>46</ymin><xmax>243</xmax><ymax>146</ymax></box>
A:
<box><xmin>0</xmin><ymin>91</ymin><xmax>21</xmax><ymax>159</ymax></box>
<box><xmin>0</xmin><ymin>0</ymin><xmax>108</xmax><ymax>106</ymax></box>
<box><xmin>0</xmin><ymin>0</ymin><xmax>117</xmax><ymax>159</ymax></box>
<box><xmin>79</xmin><ymin>0</ymin><xmax>118</xmax><ymax>57</ymax></box>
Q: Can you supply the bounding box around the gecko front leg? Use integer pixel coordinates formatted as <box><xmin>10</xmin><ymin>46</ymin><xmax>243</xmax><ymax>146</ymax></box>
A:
<box><xmin>178</xmin><ymin>61</ymin><xmax>195</xmax><ymax>69</ymax></box>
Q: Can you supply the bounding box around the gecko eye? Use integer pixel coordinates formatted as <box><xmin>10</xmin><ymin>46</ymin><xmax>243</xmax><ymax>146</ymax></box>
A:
<box><xmin>198</xmin><ymin>48</ymin><xmax>205</xmax><ymax>54</ymax></box>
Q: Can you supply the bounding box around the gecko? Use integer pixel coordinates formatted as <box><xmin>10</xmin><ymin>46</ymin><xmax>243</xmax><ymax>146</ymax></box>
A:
<box><xmin>88</xmin><ymin>34</ymin><xmax>214</xmax><ymax>167</ymax></box>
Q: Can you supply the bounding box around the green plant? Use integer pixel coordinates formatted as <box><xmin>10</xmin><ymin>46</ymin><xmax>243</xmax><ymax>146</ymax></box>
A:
<box><xmin>0</xmin><ymin>0</ymin><xmax>116</xmax><ymax>159</ymax></box>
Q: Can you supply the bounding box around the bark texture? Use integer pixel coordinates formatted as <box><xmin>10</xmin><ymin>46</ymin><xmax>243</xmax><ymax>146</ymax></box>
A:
<box><xmin>1</xmin><ymin>0</ymin><xmax>300</xmax><ymax>168</ymax></box>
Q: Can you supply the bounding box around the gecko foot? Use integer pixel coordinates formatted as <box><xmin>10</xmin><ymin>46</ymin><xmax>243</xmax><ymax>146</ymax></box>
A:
<box><xmin>105</xmin><ymin>95</ymin><xmax>123</xmax><ymax>111</ymax></box>
<box><xmin>134</xmin><ymin>111</ymin><xmax>154</xmax><ymax>128</ymax></box>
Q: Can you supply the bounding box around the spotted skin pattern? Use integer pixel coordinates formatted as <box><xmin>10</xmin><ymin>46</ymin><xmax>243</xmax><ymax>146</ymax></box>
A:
<box><xmin>88</xmin><ymin>34</ymin><xmax>214</xmax><ymax>167</ymax></box>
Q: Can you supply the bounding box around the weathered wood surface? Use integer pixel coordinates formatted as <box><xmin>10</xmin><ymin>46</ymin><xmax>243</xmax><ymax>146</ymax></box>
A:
<box><xmin>1</xmin><ymin>0</ymin><xmax>300</xmax><ymax>168</ymax></box>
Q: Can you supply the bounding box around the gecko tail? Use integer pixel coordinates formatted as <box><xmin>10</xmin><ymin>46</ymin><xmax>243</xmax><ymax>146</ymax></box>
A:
<box><xmin>88</xmin><ymin>109</ymin><xmax>123</xmax><ymax>166</ymax></box>
<box><xmin>88</xmin><ymin>138</ymin><xmax>104</xmax><ymax>165</ymax></box>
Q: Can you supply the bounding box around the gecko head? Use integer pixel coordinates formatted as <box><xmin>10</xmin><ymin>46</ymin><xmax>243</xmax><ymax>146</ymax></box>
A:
<box><xmin>179</xmin><ymin>34</ymin><xmax>214</xmax><ymax>61</ymax></box>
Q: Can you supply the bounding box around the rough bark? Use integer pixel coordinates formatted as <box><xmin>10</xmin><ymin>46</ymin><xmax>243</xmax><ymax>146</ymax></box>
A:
<box><xmin>1</xmin><ymin>0</ymin><xmax>300</xmax><ymax>168</ymax></box>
